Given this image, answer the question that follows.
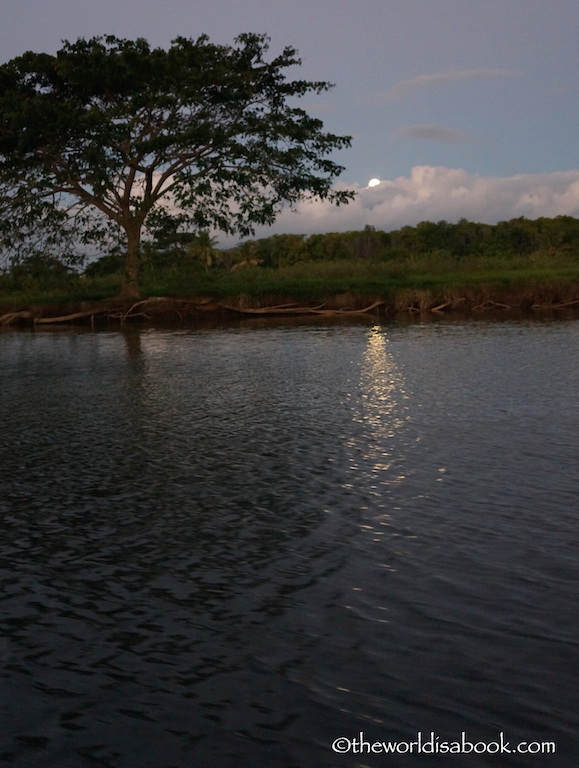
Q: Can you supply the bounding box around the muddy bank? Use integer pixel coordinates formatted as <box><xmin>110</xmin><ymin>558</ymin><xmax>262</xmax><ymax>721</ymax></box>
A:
<box><xmin>2</xmin><ymin>287</ymin><xmax>579</xmax><ymax>327</ymax></box>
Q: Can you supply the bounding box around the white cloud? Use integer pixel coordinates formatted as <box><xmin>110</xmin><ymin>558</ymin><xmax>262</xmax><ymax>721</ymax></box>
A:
<box><xmin>383</xmin><ymin>68</ymin><xmax>518</xmax><ymax>101</ymax></box>
<box><xmin>391</xmin><ymin>124</ymin><xmax>477</xmax><ymax>143</ymax></box>
<box><xmin>238</xmin><ymin>167</ymin><xmax>579</xmax><ymax>240</ymax></box>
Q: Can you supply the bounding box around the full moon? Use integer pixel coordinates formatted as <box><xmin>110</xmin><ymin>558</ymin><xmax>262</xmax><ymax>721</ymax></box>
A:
<box><xmin>368</xmin><ymin>178</ymin><xmax>381</xmax><ymax>187</ymax></box>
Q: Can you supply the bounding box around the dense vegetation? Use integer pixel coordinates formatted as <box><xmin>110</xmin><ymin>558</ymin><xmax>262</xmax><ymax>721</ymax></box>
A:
<box><xmin>225</xmin><ymin>215</ymin><xmax>579</xmax><ymax>267</ymax></box>
<box><xmin>0</xmin><ymin>35</ymin><xmax>352</xmax><ymax>298</ymax></box>
<box><xmin>1</xmin><ymin>216</ymin><xmax>577</xmax><ymax>313</ymax></box>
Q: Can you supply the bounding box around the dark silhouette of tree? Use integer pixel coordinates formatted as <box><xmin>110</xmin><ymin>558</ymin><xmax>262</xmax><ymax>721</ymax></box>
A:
<box><xmin>0</xmin><ymin>34</ymin><xmax>353</xmax><ymax>297</ymax></box>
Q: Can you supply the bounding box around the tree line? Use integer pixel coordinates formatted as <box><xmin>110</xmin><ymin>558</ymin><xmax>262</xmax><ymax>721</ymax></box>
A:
<box><xmin>142</xmin><ymin>215</ymin><xmax>579</xmax><ymax>273</ymax></box>
<box><xmin>230</xmin><ymin>216</ymin><xmax>579</xmax><ymax>268</ymax></box>
<box><xmin>4</xmin><ymin>215</ymin><xmax>578</xmax><ymax>288</ymax></box>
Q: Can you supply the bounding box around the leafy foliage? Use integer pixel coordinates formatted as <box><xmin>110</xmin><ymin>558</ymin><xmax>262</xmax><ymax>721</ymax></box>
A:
<box><xmin>226</xmin><ymin>216</ymin><xmax>579</xmax><ymax>268</ymax></box>
<box><xmin>0</xmin><ymin>34</ymin><xmax>353</xmax><ymax>295</ymax></box>
<box><xmin>2</xmin><ymin>216</ymin><xmax>577</xmax><ymax>309</ymax></box>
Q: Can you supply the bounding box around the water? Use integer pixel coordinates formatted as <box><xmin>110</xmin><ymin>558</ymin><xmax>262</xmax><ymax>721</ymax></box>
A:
<box><xmin>1</xmin><ymin>318</ymin><xmax>577</xmax><ymax>767</ymax></box>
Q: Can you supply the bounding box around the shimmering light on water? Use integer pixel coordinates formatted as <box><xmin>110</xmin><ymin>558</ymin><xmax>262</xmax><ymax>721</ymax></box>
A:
<box><xmin>0</xmin><ymin>319</ymin><xmax>578</xmax><ymax>767</ymax></box>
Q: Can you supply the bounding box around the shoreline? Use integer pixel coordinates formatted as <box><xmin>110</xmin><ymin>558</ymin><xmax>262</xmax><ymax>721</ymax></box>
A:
<box><xmin>2</xmin><ymin>286</ymin><xmax>579</xmax><ymax>327</ymax></box>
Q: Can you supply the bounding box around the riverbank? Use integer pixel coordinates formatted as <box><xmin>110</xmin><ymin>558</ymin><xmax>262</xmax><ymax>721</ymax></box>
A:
<box><xmin>2</xmin><ymin>245</ymin><xmax>579</xmax><ymax>326</ymax></box>
<box><xmin>2</xmin><ymin>282</ymin><xmax>579</xmax><ymax>327</ymax></box>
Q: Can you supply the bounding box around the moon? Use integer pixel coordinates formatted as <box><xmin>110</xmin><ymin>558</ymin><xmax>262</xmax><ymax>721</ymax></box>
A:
<box><xmin>368</xmin><ymin>178</ymin><xmax>381</xmax><ymax>187</ymax></box>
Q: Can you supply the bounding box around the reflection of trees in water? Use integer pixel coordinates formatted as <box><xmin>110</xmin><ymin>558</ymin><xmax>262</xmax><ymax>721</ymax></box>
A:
<box><xmin>114</xmin><ymin>328</ymin><xmax>352</xmax><ymax>621</ymax></box>
<box><xmin>121</xmin><ymin>326</ymin><xmax>143</xmax><ymax>362</ymax></box>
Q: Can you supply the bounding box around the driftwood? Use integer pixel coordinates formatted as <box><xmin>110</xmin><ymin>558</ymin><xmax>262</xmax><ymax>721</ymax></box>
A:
<box><xmin>3</xmin><ymin>296</ymin><xmax>232</xmax><ymax>326</ymax></box>
<box><xmin>35</xmin><ymin>309</ymin><xmax>103</xmax><ymax>324</ymax></box>
<box><xmin>109</xmin><ymin>298</ymin><xmax>158</xmax><ymax>321</ymax></box>
<box><xmin>4</xmin><ymin>292</ymin><xmax>578</xmax><ymax>327</ymax></box>
<box><xmin>219</xmin><ymin>300</ymin><xmax>385</xmax><ymax>316</ymax></box>
<box><xmin>472</xmin><ymin>299</ymin><xmax>511</xmax><ymax>310</ymax></box>
<box><xmin>218</xmin><ymin>302</ymin><xmax>324</xmax><ymax>314</ymax></box>
<box><xmin>34</xmin><ymin>297</ymin><xmax>176</xmax><ymax>324</ymax></box>
<box><xmin>430</xmin><ymin>301</ymin><xmax>452</xmax><ymax>313</ymax></box>
<box><xmin>311</xmin><ymin>300</ymin><xmax>386</xmax><ymax>315</ymax></box>
<box><xmin>531</xmin><ymin>298</ymin><xmax>579</xmax><ymax>310</ymax></box>
<box><xmin>0</xmin><ymin>310</ymin><xmax>36</xmax><ymax>326</ymax></box>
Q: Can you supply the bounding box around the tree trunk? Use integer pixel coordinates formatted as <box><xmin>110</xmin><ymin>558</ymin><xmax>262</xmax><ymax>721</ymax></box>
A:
<box><xmin>120</xmin><ymin>225</ymin><xmax>142</xmax><ymax>299</ymax></box>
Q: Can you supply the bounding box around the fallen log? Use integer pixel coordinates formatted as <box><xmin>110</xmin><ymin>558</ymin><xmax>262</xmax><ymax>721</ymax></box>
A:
<box><xmin>472</xmin><ymin>300</ymin><xmax>511</xmax><ymax>310</ymax></box>
<box><xmin>219</xmin><ymin>300</ymin><xmax>385</xmax><ymax>316</ymax></box>
<box><xmin>218</xmin><ymin>302</ymin><xmax>326</xmax><ymax>315</ymax></box>
<box><xmin>0</xmin><ymin>310</ymin><xmax>36</xmax><ymax>326</ymax></box>
<box><xmin>531</xmin><ymin>298</ymin><xmax>579</xmax><ymax>310</ymax></box>
<box><xmin>430</xmin><ymin>301</ymin><xmax>452</xmax><ymax>313</ymax></box>
<box><xmin>35</xmin><ymin>297</ymin><xmax>174</xmax><ymax>324</ymax></box>
<box><xmin>35</xmin><ymin>309</ymin><xmax>103</xmax><ymax>324</ymax></box>
<box><xmin>309</xmin><ymin>300</ymin><xmax>386</xmax><ymax>315</ymax></box>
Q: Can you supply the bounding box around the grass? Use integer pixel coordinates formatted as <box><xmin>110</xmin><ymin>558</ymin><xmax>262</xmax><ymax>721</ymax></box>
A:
<box><xmin>1</xmin><ymin>253</ymin><xmax>578</xmax><ymax>313</ymax></box>
<box><xmin>0</xmin><ymin>274</ymin><xmax>123</xmax><ymax>311</ymax></box>
<box><xmin>142</xmin><ymin>258</ymin><xmax>579</xmax><ymax>301</ymax></box>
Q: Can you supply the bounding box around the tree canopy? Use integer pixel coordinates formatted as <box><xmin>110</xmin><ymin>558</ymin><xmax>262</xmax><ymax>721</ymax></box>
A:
<box><xmin>0</xmin><ymin>34</ymin><xmax>353</xmax><ymax>297</ymax></box>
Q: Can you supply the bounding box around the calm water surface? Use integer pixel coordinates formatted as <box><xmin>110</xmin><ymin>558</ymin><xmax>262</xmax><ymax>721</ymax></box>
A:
<box><xmin>0</xmin><ymin>318</ymin><xmax>578</xmax><ymax>767</ymax></box>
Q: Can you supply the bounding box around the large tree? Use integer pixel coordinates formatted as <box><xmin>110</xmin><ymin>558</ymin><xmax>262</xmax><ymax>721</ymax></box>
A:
<box><xmin>0</xmin><ymin>34</ymin><xmax>353</xmax><ymax>297</ymax></box>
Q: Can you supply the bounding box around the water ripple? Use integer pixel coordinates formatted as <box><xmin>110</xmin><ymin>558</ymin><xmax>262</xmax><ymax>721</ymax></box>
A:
<box><xmin>1</xmin><ymin>320</ymin><xmax>578</xmax><ymax>767</ymax></box>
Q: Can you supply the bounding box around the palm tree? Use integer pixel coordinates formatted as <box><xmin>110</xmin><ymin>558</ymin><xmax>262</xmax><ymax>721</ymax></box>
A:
<box><xmin>187</xmin><ymin>231</ymin><xmax>219</xmax><ymax>271</ymax></box>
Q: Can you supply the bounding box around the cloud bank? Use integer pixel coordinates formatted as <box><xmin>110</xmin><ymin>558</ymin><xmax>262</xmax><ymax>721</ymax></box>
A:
<box><xmin>245</xmin><ymin>167</ymin><xmax>579</xmax><ymax>239</ymax></box>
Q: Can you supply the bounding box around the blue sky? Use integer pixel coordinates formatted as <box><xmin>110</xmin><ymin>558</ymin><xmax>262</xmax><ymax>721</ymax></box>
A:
<box><xmin>1</xmin><ymin>0</ymin><xmax>578</xmax><ymax>238</ymax></box>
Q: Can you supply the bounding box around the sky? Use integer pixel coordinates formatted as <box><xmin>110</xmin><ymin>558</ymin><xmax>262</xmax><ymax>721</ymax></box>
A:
<box><xmin>1</xmin><ymin>0</ymin><xmax>578</xmax><ymax>241</ymax></box>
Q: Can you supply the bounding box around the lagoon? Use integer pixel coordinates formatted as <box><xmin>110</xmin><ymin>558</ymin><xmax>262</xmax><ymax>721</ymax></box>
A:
<box><xmin>0</xmin><ymin>318</ymin><xmax>577</xmax><ymax>767</ymax></box>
